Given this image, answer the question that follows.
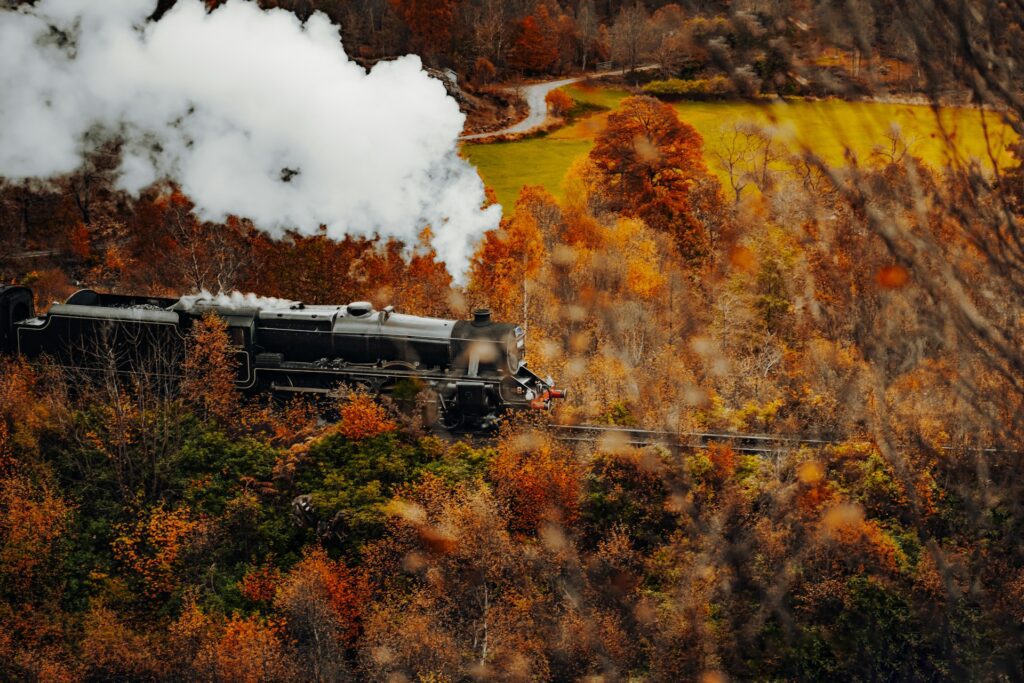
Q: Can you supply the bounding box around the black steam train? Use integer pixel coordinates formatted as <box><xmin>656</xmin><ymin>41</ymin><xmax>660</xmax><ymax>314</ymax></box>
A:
<box><xmin>0</xmin><ymin>285</ymin><xmax>564</xmax><ymax>430</ymax></box>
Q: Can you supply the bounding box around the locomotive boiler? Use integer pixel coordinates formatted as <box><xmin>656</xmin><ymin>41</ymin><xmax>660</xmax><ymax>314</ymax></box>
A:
<box><xmin>0</xmin><ymin>285</ymin><xmax>565</xmax><ymax>430</ymax></box>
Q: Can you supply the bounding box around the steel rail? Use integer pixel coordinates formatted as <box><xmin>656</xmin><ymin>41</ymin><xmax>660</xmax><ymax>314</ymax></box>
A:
<box><xmin>549</xmin><ymin>424</ymin><xmax>1011</xmax><ymax>455</ymax></box>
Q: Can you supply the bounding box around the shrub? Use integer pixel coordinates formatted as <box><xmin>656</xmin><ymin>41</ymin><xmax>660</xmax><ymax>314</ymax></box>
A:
<box><xmin>337</xmin><ymin>393</ymin><xmax>396</xmax><ymax>442</ymax></box>
<box><xmin>642</xmin><ymin>75</ymin><xmax>734</xmax><ymax>99</ymax></box>
<box><xmin>545</xmin><ymin>88</ymin><xmax>574</xmax><ymax>117</ymax></box>
<box><xmin>473</xmin><ymin>56</ymin><xmax>497</xmax><ymax>85</ymax></box>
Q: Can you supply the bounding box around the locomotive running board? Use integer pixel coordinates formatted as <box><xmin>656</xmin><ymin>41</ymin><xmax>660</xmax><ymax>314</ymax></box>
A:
<box><xmin>268</xmin><ymin>382</ymin><xmax>336</xmax><ymax>395</ymax></box>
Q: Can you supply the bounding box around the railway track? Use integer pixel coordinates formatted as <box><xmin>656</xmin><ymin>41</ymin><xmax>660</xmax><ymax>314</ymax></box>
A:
<box><xmin>551</xmin><ymin>424</ymin><xmax>846</xmax><ymax>455</ymax></box>
<box><xmin>548</xmin><ymin>424</ymin><xmax>1010</xmax><ymax>456</ymax></box>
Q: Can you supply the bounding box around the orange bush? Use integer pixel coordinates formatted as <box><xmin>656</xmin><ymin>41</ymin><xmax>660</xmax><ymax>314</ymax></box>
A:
<box><xmin>79</xmin><ymin>603</ymin><xmax>157</xmax><ymax>678</ymax></box>
<box><xmin>706</xmin><ymin>443</ymin><xmax>737</xmax><ymax>481</ymax></box>
<box><xmin>275</xmin><ymin>547</ymin><xmax>369</xmax><ymax>644</ymax></box>
<box><xmin>240</xmin><ymin>563</ymin><xmax>282</xmax><ymax>604</ymax></box>
<box><xmin>0</xmin><ymin>474</ymin><xmax>71</xmax><ymax>589</ymax></box>
<box><xmin>69</xmin><ymin>222</ymin><xmax>92</xmax><ymax>259</ymax></box>
<box><xmin>473</xmin><ymin>56</ymin><xmax>497</xmax><ymax>85</ymax></box>
<box><xmin>489</xmin><ymin>431</ymin><xmax>581</xmax><ymax>535</ymax></box>
<box><xmin>545</xmin><ymin>88</ymin><xmax>574</xmax><ymax>117</ymax></box>
<box><xmin>0</xmin><ymin>358</ymin><xmax>54</xmax><ymax>454</ymax></box>
<box><xmin>337</xmin><ymin>393</ymin><xmax>396</xmax><ymax>441</ymax></box>
<box><xmin>214</xmin><ymin>615</ymin><xmax>294</xmax><ymax>683</ymax></box>
<box><xmin>112</xmin><ymin>505</ymin><xmax>208</xmax><ymax>598</ymax></box>
<box><xmin>0</xmin><ymin>421</ymin><xmax>13</xmax><ymax>476</ymax></box>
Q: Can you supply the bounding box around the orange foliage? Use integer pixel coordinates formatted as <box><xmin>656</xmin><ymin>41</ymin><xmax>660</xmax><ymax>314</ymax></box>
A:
<box><xmin>214</xmin><ymin>615</ymin><xmax>294</xmax><ymax>683</ymax></box>
<box><xmin>398</xmin><ymin>227</ymin><xmax>455</xmax><ymax>317</ymax></box>
<box><xmin>275</xmin><ymin>546</ymin><xmax>369</xmax><ymax>644</ymax></box>
<box><xmin>588</xmin><ymin>95</ymin><xmax>718</xmax><ymax>262</ymax></box>
<box><xmin>245</xmin><ymin>231</ymin><xmax>449</xmax><ymax>316</ymax></box>
<box><xmin>23</xmin><ymin>268</ymin><xmax>75</xmax><ymax>314</ymax></box>
<box><xmin>167</xmin><ymin>594</ymin><xmax>216</xmax><ymax>667</ymax></box>
<box><xmin>79</xmin><ymin>603</ymin><xmax>156</xmax><ymax>679</ymax></box>
<box><xmin>876</xmin><ymin>264</ymin><xmax>910</xmax><ymax>288</ymax></box>
<box><xmin>0</xmin><ymin>474</ymin><xmax>71</xmax><ymax>589</ymax></box>
<box><xmin>240</xmin><ymin>396</ymin><xmax>321</xmax><ymax>447</ymax></box>
<box><xmin>112</xmin><ymin>505</ymin><xmax>208</xmax><ymax>598</ymax></box>
<box><xmin>240</xmin><ymin>563</ymin><xmax>283</xmax><ymax>604</ymax></box>
<box><xmin>468</xmin><ymin>187</ymin><xmax>548</xmax><ymax>321</ymax></box>
<box><xmin>490</xmin><ymin>430</ymin><xmax>581</xmax><ymax>535</ymax></box>
<box><xmin>607</xmin><ymin>216</ymin><xmax>668</xmax><ymax>299</ymax></box>
<box><xmin>0</xmin><ymin>421</ymin><xmax>13</xmax><ymax>476</ymax></box>
<box><xmin>68</xmin><ymin>222</ymin><xmax>92</xmax><ymax>259</ymax></box>
<box><xmin>705</xmin><ymin>443</ymin><xmax>736</xmax><ymax>481</ymax></box>
<box><xmin>389</xmin><ymin>0</ymin><xmax>457</xmax><ymax>56</ymax></box>
<box><xmin>473</xmin><ymin>56</ymin><xmax>497</xmax><ymax>85</ymax></box>
<box><xmin>820</xmin><ymin>503</ymin><xmax>902</xmax><ymax>573</ymax></box>
<box><xmin>545</xmin><ymin>88</ymin><xmax>574</xmax><ymax>117</ymax></box>
<box><xmin>181</xmin><ymin>313</ymin><xmax>239</xmax><ymax>424</ymax></box>
<box><xmin>337</xmin><ymin>392</ymin><xmax>397</xmax><ymax>441</ymax></box>
<box><xmin>508</xmin><ymin>5</ymin><xmax>560</xmax><ymax>73</ymax></box>
<box><xmin>797</xmin><ymin>475</ymin><xmax>835</xmax><ymax>515</ymax></box>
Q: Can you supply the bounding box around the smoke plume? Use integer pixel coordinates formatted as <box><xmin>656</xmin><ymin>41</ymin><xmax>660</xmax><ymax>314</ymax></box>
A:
<box><xmin>0</xmin><ymin>0</ymin><xmax>500</xmax><ymax>277</ymax></box>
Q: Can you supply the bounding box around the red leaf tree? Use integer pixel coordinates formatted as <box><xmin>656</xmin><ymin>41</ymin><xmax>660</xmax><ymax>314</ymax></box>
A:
<box><xmin>587</xmin><ymin>95</ymin><xmax>722</xmax><ymax>264</ymax></box>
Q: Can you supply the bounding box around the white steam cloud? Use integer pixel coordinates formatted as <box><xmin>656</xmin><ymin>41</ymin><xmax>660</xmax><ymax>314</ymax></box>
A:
<box><xmin>0</xmin><ymin>0</ymin><xmax>499</xmax><ymax>277</ymax></box>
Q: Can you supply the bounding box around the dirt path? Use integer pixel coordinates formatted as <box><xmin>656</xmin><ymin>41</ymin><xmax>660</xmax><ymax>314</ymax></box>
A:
<box><xmin>459</xmin><ymin>66</ymin><xmax>656</xmax><ymax>141</ymax></box>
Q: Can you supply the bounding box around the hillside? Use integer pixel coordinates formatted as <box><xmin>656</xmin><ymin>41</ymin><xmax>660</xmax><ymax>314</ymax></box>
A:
<box><xmin>1</xmin><ymin>1</ymin><xmax>1024</xmax><ymax>680</ymax></box>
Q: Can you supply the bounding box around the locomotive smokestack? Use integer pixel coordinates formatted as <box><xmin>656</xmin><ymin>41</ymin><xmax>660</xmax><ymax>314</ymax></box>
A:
<box><xmin>472</xmin><ymin>309</ymin><xmax>492</xmax><ymax>327</ymax></box>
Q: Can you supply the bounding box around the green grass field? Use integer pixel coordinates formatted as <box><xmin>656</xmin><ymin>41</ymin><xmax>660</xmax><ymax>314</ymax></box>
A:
<box><xmin>463</xmin><ymin>85</ymin><xmax>1018</xmax><ymax>212</ymax></box>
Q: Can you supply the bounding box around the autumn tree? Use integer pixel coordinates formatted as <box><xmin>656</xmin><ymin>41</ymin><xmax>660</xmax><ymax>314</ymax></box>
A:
<box><xmin>545</xmin><ymin>88</ymin><xmax>574</xmax><ymax>117</ymax></box>
<box><xmin>274</xmin><ymin>547</ymin><xmax>368</xmax><ymax>679</ymax></box>
<box><xmin>472</xmin><ymin>56</ymin><xmax>497</xmax><ymax>86</ymax></box>
<box><xmin>507</xmin><ymin>5</ymin><xmax>560</xmax><ymax>74</ymax></box>
<box><xmin>588</xmin><ymin>95</ymin><xmax>722</xmax><ymax>264</ymax></box>
<box><xmin>465</xmin><ymin>0</ymin><xmax>510</xmax><ymax>66</ymax></box>
<box><xmin>573</xmin><ymin>0</ymin><xmax>604</xmax><ymax>71</ymax></box>
<box><xmin>389</xmin><ymin>0</ymin><xmax>457</xmax><ymax>59</ymax></box>
<box><xmin>79</xmin><ymin>602</ymin><xmax>159</xmax><ymax>679</ymax></box>
<box><xmin>608</xmin><ymin>2</ymin><xmax>650</xmax><ymax>74</ymax></box>
<box><xmin>112</xmin><ymin>504</ymin><xmax>209</xmax><ymax>599</ymax></box>
<box><xmin>337</xmin><ymin>391</ymin><xmax>397</xmax><ymax>442</ymax></box>
<box><xmin>712</xmin><ymin>122</ymin><xmax>783</xmax><ymax>204</ymax></box>
<box><xmin>361</xmin><ymin>481</ymin><xmax>554</xmax><ymax>679</ymax></box>
<box><xmin>467</xmin><ymin>187</ymin><xmax>548</xmax><ymax>325</ymax></box>
<box><xmin>128</xmin><ymin>187</ymin><xmax>250</xmax><ymax>294</ymax></box>
<box><xmin>387</xmin><ymin>227</ymin><xmax>453</xmax><ymax>317</ymax></box>
<box><xmin>181</xmin><ymin>312</ymin><xmax>239</xmax><ymax>424</ymax></box>
<box><xmin>0</xmin><ymin>474</ymin><xmax>71</xmax><ymax>593</ymax></box>
<box><xmin>489</xmin><ymin>429</ymin><xmax>581</xmax><ymax>535</ymax></box>
<box><xmin>214</xmin><ymin>615</ymin><xmax>296</xmax><ymax>682</ymax></box>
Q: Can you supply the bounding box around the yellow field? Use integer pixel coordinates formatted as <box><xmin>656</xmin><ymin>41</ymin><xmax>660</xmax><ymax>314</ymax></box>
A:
<box><xmin>463</xmin><ymin>84</ymin><xmax>1018</xmax><ymax>211</ymax></box>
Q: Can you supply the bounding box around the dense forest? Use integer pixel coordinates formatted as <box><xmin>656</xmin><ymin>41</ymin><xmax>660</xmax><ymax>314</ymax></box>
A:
<box><xmin>2</xmin><ymin>0</ymin><xmax>1024</xmax><ymax>680</ymax></box>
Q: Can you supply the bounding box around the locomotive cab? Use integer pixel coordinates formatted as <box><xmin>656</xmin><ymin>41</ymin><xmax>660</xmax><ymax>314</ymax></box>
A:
<box><xmin>0</xmin><ymin>285</ymin><xmax>34</xmax><ymax>353</ymax></box>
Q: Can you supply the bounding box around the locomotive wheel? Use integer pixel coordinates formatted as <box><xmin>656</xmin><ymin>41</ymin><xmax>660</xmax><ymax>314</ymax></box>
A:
<box><xmin>438</xmin><ymin>408</ymin><xmax>464</xmax><ymax>431</ymax></box>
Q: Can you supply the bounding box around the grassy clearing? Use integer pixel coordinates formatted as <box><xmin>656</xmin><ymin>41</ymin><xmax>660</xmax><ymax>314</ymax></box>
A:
<box><xmin>463</xmin><ymin>85</ymin><xmax>1018</xmax><ymax>213</ymax></box>
<box><xmin>463</xmin><ymin>137</ymin><xmax>594</xmax><ymax>210</ymax></box>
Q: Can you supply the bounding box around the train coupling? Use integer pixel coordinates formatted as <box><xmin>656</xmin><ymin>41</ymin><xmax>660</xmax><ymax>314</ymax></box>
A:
<box><xmin>530</xmin><ymin>386</ymin><xmax>568</xmax><ymax>410</ymax></box>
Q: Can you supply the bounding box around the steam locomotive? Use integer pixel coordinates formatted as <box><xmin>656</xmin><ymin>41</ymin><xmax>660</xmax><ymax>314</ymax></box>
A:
<box><xmin>0</xmin><ymin>285</ymin><xmax>565</xmax><ymax>430</ymax></box>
